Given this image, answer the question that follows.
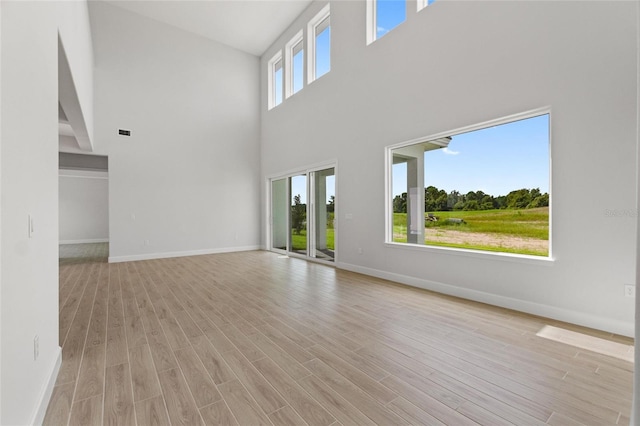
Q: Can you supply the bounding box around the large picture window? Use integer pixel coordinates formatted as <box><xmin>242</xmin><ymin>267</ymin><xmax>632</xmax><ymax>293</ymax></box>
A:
<box><xmin>387</xmin><ymin>110</ymin><xmax>551</xmax><ymax>257</ymax></box>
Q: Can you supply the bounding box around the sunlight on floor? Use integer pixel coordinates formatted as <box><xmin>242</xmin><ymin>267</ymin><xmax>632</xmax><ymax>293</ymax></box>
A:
<box><xmin>536</xmin><ymin>325</ymin><xmax>634</xmax><ymax>363</ymax></box>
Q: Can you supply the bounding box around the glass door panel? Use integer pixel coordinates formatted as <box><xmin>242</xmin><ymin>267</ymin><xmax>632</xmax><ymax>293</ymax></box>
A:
<box><xmin>270</xmin><ymin>166</ymin><xmax>335</xmax><ymax>262</ymax></box>
<box><xmin>271</xmin><ymin>178</ymin><xmax>288</xmax><ymax>251</ymax></box>
<box><xmin>290</xmin><ymin>174</ymin><xmax>307</xmax><ymax>256</ymax></box>
<box><xmin>312</xmin><ymin>168</ymin><xmax>335</xmax><ymax>261</ymax></box>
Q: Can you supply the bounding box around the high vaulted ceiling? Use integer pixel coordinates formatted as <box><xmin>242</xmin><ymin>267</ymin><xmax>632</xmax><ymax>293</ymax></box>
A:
<box><xmin>103</xmin><ymin>0</ymin><xmax>313</xmax><ymax>56</ymax></box>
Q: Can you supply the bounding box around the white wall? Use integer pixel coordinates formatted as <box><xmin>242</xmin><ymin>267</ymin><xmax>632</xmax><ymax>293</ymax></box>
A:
<box><xmin>633</xmin><ymin>2</ymin><xmax>640</xmax><ymax>424</ymax></box>
<box><xmin>1</xmin><ymin>1</ymin><xmax>3</xmax><ymax>421</ymax></box>
<box><xmin>59</xmin><ymin>170</ymin><xmax>109</xmax><ymax>244</ymax></box>
<box><xmin>261</xmin><ymin>1</ymin><xmax>639</xmax><ymax>336</ymax></box>
<box><xmin>89</xmin><ymin>2</ymin><xmax>262</xmax><ymax>262</ymax></box>
<box><xmin>0</xmin><ymin>1</ymin><xmax>94</xmax><ymax>424</ymax></box>
<box><xmin>57</xmin><ymin>0</ymin><xmax>94</xmax><ymax>150</ymax></box>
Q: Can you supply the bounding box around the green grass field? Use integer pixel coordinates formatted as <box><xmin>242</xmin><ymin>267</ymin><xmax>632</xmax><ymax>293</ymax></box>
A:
<box><xmin>393</xmin><ymin>207</ymin><xmax>549</xmax><ymax>256</ymax></box>
<box><xmin>291</xmin><ymin>229</ymin><xmax>334</xmax><ymax>251</ymax></box>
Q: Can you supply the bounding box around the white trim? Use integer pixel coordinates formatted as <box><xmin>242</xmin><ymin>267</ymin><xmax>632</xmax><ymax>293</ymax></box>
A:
<box><xmin>287</xmin><ymin>250</ymin><xmax>337</xmax><ymax>267</ymax></box>
<box><xmin>336</xmin><ymin>261</ymin><xmax>634</xmax><ymax>338</ymax></box>
<box><xmin>0</xmin><ymin>2</ymin><xmax>3</xmax><ymax>420</ymax></box>
<box><xmin>307</xmin><ymin>3</ymin><xmax>330</xmax><ymax>84</ymax></box>
<box><xmin>387</xmin><ymin>106</ymin><xmax>552</xmax><ymax>151</ymax></box>
<box><xmin>367</xmin><ymin>0</ymin><xmax>408</xmax><ymax>44</ymax></box>
<box><xmin>60</xmin><ymin>238</ymin><xmax>109</xmax><ymax>245</ymax></box>
<box><xmin>385</xmin><ymin>241</ymin><xmax>554</xmax><ymax>265</ymax></box>
<box><xmin>108</xmin><ymin>245</ymin><xmax>260</xmax><ymax>263</ymax></box>
<box><xmin>365</xmin><ymin>0</ymin><xmax>376</xmax><ymax>45</ymax></box>
<box><xmin>267</xmin><ymin>176</ymin><xmax>291</xmax><ymax>253</ymax></box>
<box><xmin>333</xmin><ymin>161</ymin><xmax>339</xmax><ymax>265</ymax></box>
<box><xmin>266</xmin><ymin>159</ymin><xmax>338</xmax><ymax>264</ymax></box>
<box><xmin>285</xmin><ymin>30</ymin><xmax>304</xmax><ymax>99</ymax></box>
<box><xmin>385</xmin><ymin>106</ymin><xmax>553</xmax><ymax>258</ymax></box>
<box><xmin>308</xmin><ymin>172</ymin><xmax>315</xmax><ymax>257</ymax></box>
<box><xmin>384</xmin><ymin>141</ymin><xmax>393</xmax><ymax>244</ymax></box>
<box><xmin>266</xmin><ymin>178</ymin><xmax>274</xmax><ymax>252</ymax></box>
<box><xmin>30</xmin><ymin>347</ymin><xmax>62</xmax><ymax>426</ymax></box>
<box><xmin>266</xmin><ymin>158</ymin><xmax>338</xmax><ymax>182</ymax></box>
<box><xmin>58</xmin><ymin>169</ymin><xmax>108</xmax><ymax>179</ymax></box>
<box><xmin>417</xmin><ymin>0</ymin><xmax>427</xmax><ymax>12</ymax></box>
<box><xmin>267</xmin><ymin>50</ymin><xmax>283</xmax><ymax>110</ymax></box>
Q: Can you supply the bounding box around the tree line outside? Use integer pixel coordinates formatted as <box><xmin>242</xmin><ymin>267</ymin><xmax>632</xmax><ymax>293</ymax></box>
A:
<box><xmin>291</xmin><ymin>195</ymin><xmax>335</xmax><ymax>235</ymax></box>
<box><xmin>290</xmin><ymin>195</ymin><xmax>335</xmax><ymax>252</ymax></box>
<box><xmin>393</xmin><ymin>186</ymin><xmax>549</xmax><ymax>214</ymax></box>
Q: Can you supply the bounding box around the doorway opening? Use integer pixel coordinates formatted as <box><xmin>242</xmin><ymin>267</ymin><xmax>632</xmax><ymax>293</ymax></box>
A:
<box><xmin>58</xmin><ymin>35</ymin><xmax>109</xmax><ymax>264</ymax></box>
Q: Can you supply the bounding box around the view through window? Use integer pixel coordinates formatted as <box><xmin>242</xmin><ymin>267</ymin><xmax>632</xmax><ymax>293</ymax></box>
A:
<box><xmin>271</xmin><ymin>167</ymin><xmax>336</xmax><ymax>262</ymax></box>
<box><xmin>309</xmin><ymin>4</ymin><xmax>331</xmax><ymax>82</ymax></box>
<box><xmin>389</xmin><ymin>113</ymin><xmax>550</xmax><ymax>257</ymax></box>
<box><xmin>268</xmin><ymin>51</ymin><xmax>283</xmax><ymax>109</ymax></box>
<box><xmin>376</xmin><ymin>0</ymin><xmax>406</xmax><ymax>39</ymax></box>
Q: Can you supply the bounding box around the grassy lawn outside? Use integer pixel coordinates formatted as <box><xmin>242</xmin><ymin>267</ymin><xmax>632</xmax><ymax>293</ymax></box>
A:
<box><xmin>291</xmin><ymin>229</ymin><xmax>334</xmax><ymax>251</ymax></box>
<box><xmin>393</xmin><ymin>207</ymin><xmax>549</xmax><ymax>256</ymax></box>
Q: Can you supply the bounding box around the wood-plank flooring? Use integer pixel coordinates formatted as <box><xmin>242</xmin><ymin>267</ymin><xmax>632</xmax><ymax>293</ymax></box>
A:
<box><xmin>45</xmin><ymin>243</ymin><xmax>633</xmax><ymax>425</ymax></box>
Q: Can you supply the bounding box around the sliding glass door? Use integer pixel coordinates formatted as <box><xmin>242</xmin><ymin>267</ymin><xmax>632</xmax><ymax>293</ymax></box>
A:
<box><xmin>290</xmin><ymin>174</ymin><xmax>307</xmax><ymax>256</ymax></box>
<box><xmin>311</xmin><ymin>168</ymin><xmax>335</xmax><ymax>261</ymax></box>
<box><xmin>271</xmin><ymin>178</ymin><xmax>287</xmax><ymax>251</ymax></box>
<box><xmin>270</xmin><ymin>166</ymin><xmax>336</xmax><ymax>262</ymax></box>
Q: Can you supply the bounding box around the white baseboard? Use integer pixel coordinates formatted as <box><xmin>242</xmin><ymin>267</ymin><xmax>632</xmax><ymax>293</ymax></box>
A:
<box><xmin>60</xmin><ymin>238</ymin><xmax>109</xmax><ymax>245</ymax></box>
<box><xmin>31</xmin><ymin>346</ymin><xmax>62</xmax><ymax>426</ymax></box>
<box><xmin>108</xmin><ymin>245</ymin><xmax>261</xmax><ymax>263</ymax></box>
<box><xmin>336</xmin><ymin>261</ymin><xmax>634</xmax><ymax>338</ymax></box>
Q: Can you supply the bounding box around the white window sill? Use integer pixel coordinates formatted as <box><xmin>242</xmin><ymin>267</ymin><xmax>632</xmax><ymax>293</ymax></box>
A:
<box><xmin>384</xmin><ymin>241</ymin><xmax>555</xmax><ymax>266</ymax></box>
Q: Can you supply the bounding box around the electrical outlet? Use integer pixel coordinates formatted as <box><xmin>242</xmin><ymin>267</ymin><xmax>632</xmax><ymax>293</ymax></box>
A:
<box><xmin>357</xmin><ymin>247</ymin><xmax>363</xmax><ymax>255</ymax></box>
<box><xmin>624</xmin><ymin>285</ymin><xmax>635</xmax><ymax>298</ymax></box>
<box><xmin>34</xmin><ymin>335</ymin><xmax>39</xmax><ymax>361</ymax></box>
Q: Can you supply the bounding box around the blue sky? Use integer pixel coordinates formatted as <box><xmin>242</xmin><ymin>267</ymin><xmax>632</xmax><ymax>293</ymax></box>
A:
<box><xmin>376</xmin><ymin>0</ymin><xmax>406</xmax><ymax>39</ymax></box>
<box><xmin>277</xmin><ymin>18</ymin><xmax>330</xmax><ymax>104</ymax></box>
<box><xmin>293</xmin><ymin>49</ymin><xmax>303</xmax><ymax>93</ymax></box>
<box><xmin>393</xmin><ymin>114</ymin><xmax>550</xmax><ymax>197</ymax></box>
<box><xmin>291</xmin><ymin>175</ymin><xmax>307</xmax><ymax>204</ymax></box>
<box><xmin>274</xmin><ymin>64</ymin><xmax>283</xmax><ymax>105</ymax></box>
<box><xmin>316</xmin><ymin>26</ymin><xmax>330</xmax><ymax>78</ymax></box>
<box><xmin>377</xmin><ymin>0</ymin><xmax>436</xmax><ymax>38</ymax></box>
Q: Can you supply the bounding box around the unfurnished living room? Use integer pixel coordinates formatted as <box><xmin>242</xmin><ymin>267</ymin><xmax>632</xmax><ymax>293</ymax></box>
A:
<box><xmin>1</xmin><ymin>0</ymin><xmax>639</xmax><ymax>425</ymax></box>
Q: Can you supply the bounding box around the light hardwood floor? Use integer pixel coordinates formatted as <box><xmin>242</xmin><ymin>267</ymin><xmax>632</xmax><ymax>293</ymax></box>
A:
<box><xmin>45</xmin><ymin>243</ymin><xmax>633</xmax><ymax>425</ymax></box>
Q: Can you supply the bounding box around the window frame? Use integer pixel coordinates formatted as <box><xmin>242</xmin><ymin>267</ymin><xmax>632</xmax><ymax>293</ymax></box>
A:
<box><xmin>384</xmin><ymin>107</ymin><xmax>553</xmax><ymax>261</ymax></box>
<box><xmin>366</xmin><ymin>0</ymin><xmax>376</xmax><ymax>45</ymax></box>
<box><xmin>307</xmin><ymin>3</ymin><xmax>331</xmax><ymax>84</ymax></box>
<box><xmin>267</xmin><ymin>50</ymin><xmax>283</xmax><ymax>110</ymax></box>
<box><xmin>417</xmin><ymin>0</ymin><xmax>434</xmax><ymax>12</ymax></box>
<box><xmin>367</xmin><ymin>0</ymin><xmax>407</xmax><ymax>45</ymax></box>
<box><xmin>266</xmin><ymin>159</ymin><xmax>339</xmax><ymax>265</ymax></box>
<box><xmin>285</xmin><ymin>30</ymin><xmax>304</xmax><ymax>99</ymax></box>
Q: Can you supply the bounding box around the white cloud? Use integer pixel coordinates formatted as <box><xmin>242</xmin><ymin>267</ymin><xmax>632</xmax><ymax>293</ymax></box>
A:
<box><xmin>442</xmin><ymin>148</ymin><xmax>460</xmax><ymax>155</ymax></box>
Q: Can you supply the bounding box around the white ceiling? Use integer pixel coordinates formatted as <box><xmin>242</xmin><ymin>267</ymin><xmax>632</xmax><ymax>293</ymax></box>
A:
<box><xmin>103</xmin><ymin>0</ymin><xmax>313</xmax><ymax>56</ymax></box>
